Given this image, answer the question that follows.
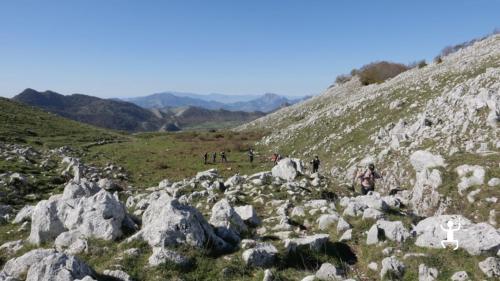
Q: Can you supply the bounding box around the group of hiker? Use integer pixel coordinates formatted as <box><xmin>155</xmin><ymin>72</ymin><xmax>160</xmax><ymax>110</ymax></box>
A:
<box><xmin>203</xmin><ymin>149</ymin><xmax>383</xmax><ymax>195</ymax></box>
<box><xmin>203</xmin><ymin>151</ymin><xmax>228</xmax><ymax>164</ymax></box>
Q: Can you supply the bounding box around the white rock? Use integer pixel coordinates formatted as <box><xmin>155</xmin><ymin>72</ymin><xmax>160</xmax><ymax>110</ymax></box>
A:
<box><xmin>456</xmin><ymin>165</ymin><xmax>485</xmax><ymax>194</ymax></box>
<box><xmin>339</xmin><ymin>229</ymin><xmax>352</xmax><ymax>242</ymax></box>
<box><xmin>13</xmin><ymin>205</ymin><xmax>34</xmax><ymax>224</ymax></box>
<box><xmin>376</xmin><ymin>220</ymin><xmax>411</xmax><ymax>243</ymax></box>
<box><xmin>210</xmin><ymin>199</ymin><xmax>248</xmax><ymax>244</ymax></box>
<box><xmin>127</xmin><ymin>193</ymin><xmax>231</xmax><ymax>253</ymax></box>
<box><xmin>272</xmin><ymin>158</ymin><xmax>300</xmax><ymax>181</ymax></box>
<box><xmin>368</xmin><ymin>262</ymin><xmax>378</xmax><ymax>271</ymax></box>
<box><xmin>478</xmin><ymin>257</ymin><xmax>500</xmax><ymax>277</ymax></box>
<box><xmin>242</xmin><ymin>243</ymin><xmax>278</xmax><ymax>268</ymax></box>
<box><xmin>148</xmin><ymin>247</ymin><xmax>189</xmax><ymax>266</ymax></box>
<box><xmin>418</xmin><ymin>264</ymin><xmax>438</xmax><ymax>281</ymax></box>
<box><xmin>362</xmin><ymin>208</ymin><xmax>384</xmax><ymax>220</ymax></box>
<box><xmin>414</xmin><ymin>215</ymin><xmax>500</xmax><ymax>255</ymax></box>
<box><xmin>0</xmin><ymin>249</ymin><xmax>94</xmax><ymax>281</ymax></box>
<box><xmin>29</xmin><ymin>179</ymin><xmax>127</xmax><ymax>245</ymax></box>
<box><xmin>336</xmin><ymin>217</ymin><xmax>351</xmax><ymax>233</ymax></box>
<box><xmin>0</xmin><ymin>240</ymin><xmax>23</xmax><ymax>254</ymax></box>
<box><xmin>410</xmin><ymin>151</ymin><xmax>445</xmax><ymax>172</ymax></box>
<box><xmin>54</xmin><ymin>230</ymin><xmax>88</xmax><ymax>255</ymax></box>
<box><xmin>315</xmin><ymin>262</ymin><xmax>344</xmax><ymax>280</ymax></box>
<box><xmin>262</xmin><ymin>269</ymin><xmax>273</xmax><ymax>281</ymax></box>
<box><xmin>284</xmin><ymin>234</ymin><xmax>329</xmax><ymax>252</ymax></box>
<box><xmin>195</xmin><ymin>169</ymin><xmax>218</xmax><ymax>181</ymax></box>
<box><xmin>103</xmin><ymin>269</ymin><xmax>132</xmax><ymax>281</ymax></box>
<box><xmin>380</xmin><ymin>256</ymin><xmax>405</xmax><ymax>279</ymax></box>
<box><xmin>366</xmin><ymin>224</ymin><xmax>380</xmax><ymax>245</ymax></box>
<box><xmin>488</xmin><ymin>177</ymin><xmax>500</xmax><ymax>187</ymax></box>
<box><xmin>410</xmin><ymin>168</ymin><xmax>442</xmax><ymax>216</ymax></box>
<box><xmin>234</xmin><ymin>205</ymin><xmax>261</xmax><ymax>226</ymax></box>
<box><xmin>301</xmin><ymin>275</ymin><xmax>316</xmax><ymax>281</ymax></box>
<box><xmin>317</xmin><ymin>214</ymin><xmax>339</xmax><ymax>230</ymax></box>
<box><xmin>291</xmin><ymin>206</ymin><xmax>305</xmax><ymax>217</ymax></box>
<box><xmin>450</xmin><ymin>271</ymin><xmax>469</xmax><ymax>281</ymax></box>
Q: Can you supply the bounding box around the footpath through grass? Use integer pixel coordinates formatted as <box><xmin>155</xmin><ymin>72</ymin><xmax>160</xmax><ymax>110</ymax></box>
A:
<box><xmin>84</xmin><ymin>130</ymin><xmax>271</xmax><ymax>187</ymax></box>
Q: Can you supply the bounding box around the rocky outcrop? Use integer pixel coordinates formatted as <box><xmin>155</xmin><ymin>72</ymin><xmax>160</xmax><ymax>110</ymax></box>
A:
<box><xmin>127</xmin><ymin>192</ymin><xmax>231</xmax><ymax>253</ymax></box>
<box><xmin>414</xmin><ymin>215</ymin><xmax>500</xmax><ymax>255</ymax></box>
<box><xmin>28</xmin><ymin>179</ymin><xmax>127</xmax><ymax>245</ymax></box>
<box><xmin>209</xmin><ymin>199</ymin><xmax>248</xmax><ymax>244</ymax></box>
<box><xmin>242</xmin><ymin>243</ymin><xmax>278</xmax><ymax>268</ymax></box>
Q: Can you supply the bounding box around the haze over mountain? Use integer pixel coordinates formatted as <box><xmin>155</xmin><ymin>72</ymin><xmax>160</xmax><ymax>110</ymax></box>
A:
<box><xmin>12</xmin><ymin>89</ymin><xmax>267</xmax><ymax>132</ymax></box>
<box><xmin>124</xmin><ymin>92</ymin><xmax>309</xmax><ymax>112</ymax></box>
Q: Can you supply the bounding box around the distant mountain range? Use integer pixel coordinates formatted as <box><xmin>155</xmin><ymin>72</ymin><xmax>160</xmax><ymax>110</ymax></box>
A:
<box><xmin>12</xmin><ymin>89</ymin><xmax>268</xmax><ymax>132</ymax></box>
<box><xmin>124</xmin><ymin>92</ymin><xmax>309</xmax><ymax>113</ymax></box>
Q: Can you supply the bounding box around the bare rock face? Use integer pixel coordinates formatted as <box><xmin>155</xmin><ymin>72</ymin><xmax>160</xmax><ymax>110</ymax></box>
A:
<box><xmin>0</xmin><ymin>249</ymin><xmax>94</xmax><ymax>281</ymax></box>
<box><xmin>128</xmin><ymin>192</ymin><xmax>231</xmax><ymax>253</ymax></box>
<box><xmin>29</xmin><ymin>179</ymin><xmax>127</xmax><ymax>245</ymax></box>
<box><xmin>414</xmin><ymin>215</ymin><xmax>500</xmax><ymax>255</ymax></box>
<box><xmin>284</xmin><ymin>234</ymin><xmax>329</xmax><ymax>253</ymax></box>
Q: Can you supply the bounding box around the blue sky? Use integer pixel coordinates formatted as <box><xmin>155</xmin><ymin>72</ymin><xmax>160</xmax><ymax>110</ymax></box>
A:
<box><xmin>0</xmin><ymin>0</ymin><xmax>498</xmax><ymax>98</ymax></box>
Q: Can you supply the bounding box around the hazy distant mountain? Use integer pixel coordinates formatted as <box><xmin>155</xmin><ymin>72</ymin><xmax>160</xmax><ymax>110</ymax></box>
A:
<box><xmin>125</xmin><ymin>92</ymin><xmax>225</xmax><ymax>110</ymax></box>
<box><xmin>12</xmin><ymin>88</ymin><xmax>266</xmax><ymax>132</ymax></box>
<box><xmin>125</xmin><ymin>92</ymin><xmax>310</xmax><ymax>112</ymax></box>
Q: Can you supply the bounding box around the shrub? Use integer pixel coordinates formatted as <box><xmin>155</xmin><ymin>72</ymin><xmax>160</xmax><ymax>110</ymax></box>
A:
<box><xmin>434</xmin><ymin>56</ymin><xmax>443</xmax><ymax>64</ymax></box>
<box><xmin>357</xmin><ymin>61</ymin><xmax>409</xmax><ymax>85</ymax></box>
<box><xmin>417</xmin><ymin>60</ymin><xmax>427</xmax><ymax>68</ymax></box>
<box><xmin>335</xmin><ymin>74</ymin><xmax>352</xmax><ymax>85</ymax></box>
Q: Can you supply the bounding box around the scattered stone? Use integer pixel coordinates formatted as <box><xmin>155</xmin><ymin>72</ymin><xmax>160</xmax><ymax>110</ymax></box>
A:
<box><xmin>368</xmin><ymin>262</ymin><xmax>378</xmax><ymax>271</ymax></box>
<box><xmin>272</xmin><ymin>158</ymin><xmax>300</xmax><ymax>181</ymax></box>
<box><xmin>0</xmin><ymin>240</ymin><xmax>23</xmax><ymax>254</ymax></box>
<box><xmin>148</xmin><ymin>247</ymin><xmax>189</xmax><ymax>266</ymax></box>
<box><xmin>317</xmin><ymin>214</ymin><xmax>339</xmax><ymax>230</ymax></box>
<box><xmin>336</xmin><ymin>217</ymin><xmax>351</xmax><ymax>233</ymax></box>
<box><xmin>103</xmin><ymin>269</ymin><xmax>132</xmax><ymax>281</ymax></box>
<box><xmin>13</xmin><ymin>205</ymin><xmax>34</xmax><ymax>224</ymax></box>
<box><xmin>450</xmin><ymin>271</ymin><xmax>469</xmax><ymax>281</ymax></box>
<box><xmin>478</xmin><ymin>257</ymin><xmax>500</xmax><ymax>277</ymax></box>
<box><xmin>242</xmin><ymin>243</ymin><xmax>278</xmax><ymax>268</ymax></box>
<box><xmin>262</xmin><ymin>269</ymin><xmax>274</xmax><ymax>281</ymax></box>
<box><xmin>380</xmin><ymin>256</ymin><xmax>405</xmax><ymax>280</ymax></box>
<box><xmin>315</xmin><ymin>262</ymin><xmax>344</xmax><ymax>280</ymax></box>
<box><xmin>284</xmin><ymin>234</ymin><xmax>329</xmax><ymax>252</ymax></box>
<box><xmin>488</xmin><ymin>177</ymin><xmax>500</xmax><ymax>187</ymax></box>
<box><xmin>234</xmin><ymin>205</ymin><xmax>261</xmax><ymax>226</ymax></box>
<box><xmin>339</xmin><ymin>229</ymin><xmax>352</xmax><ymax>242</ymax></box>
<box><xmin>418</xmin><ymin>264</ymin><xmax>438</xmax><ymax>281</ymax></box>
<box><xmin>210</xmin><ymin>199</ymin><xmax>248</xmax><ymax>244</ymax></box>
<box><xmin>456</xmin><ymin>165</ymin><xmax>485</xmax><ymax>194</ymax></box>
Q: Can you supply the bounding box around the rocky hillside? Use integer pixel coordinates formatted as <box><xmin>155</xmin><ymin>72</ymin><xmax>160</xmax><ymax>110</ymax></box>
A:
<box><xmin>239</xmin><ymin>34</ymin><xmax>499</xmax><ymax>212</ymax></box>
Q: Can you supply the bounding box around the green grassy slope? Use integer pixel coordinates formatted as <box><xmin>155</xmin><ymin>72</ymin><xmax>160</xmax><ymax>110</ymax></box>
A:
<box><xmin>0</xmin><ymin>97</ymin><xmax>125</xmax><ymax>148</ymax></box>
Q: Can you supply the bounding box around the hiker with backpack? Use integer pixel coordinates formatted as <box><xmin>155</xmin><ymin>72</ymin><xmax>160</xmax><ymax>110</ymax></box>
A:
<box><xmin>310</xmin><ymin>155</ymin><xmax>320</xmax><ymax>173</ymax></box>
<box><xmin>357</xmin><ymin>163</ymin><xmax>383</xmax><ymax>195</ymax></box>
<box><xmin>203</xmin><ymin>152</ymin><xmax>208</xmax><ymax>164</ymax></box>
<box><xmin>211</xmin><ymin>152</ymin><xmax>217</xmax><ymax>163</ymax></box>
<box><xmin>248</xmin><ymin>148</ymin><xmax>254</xmax><ymax>163</ymax></box>
<box><xmin>220</xmin><ymin>151</ymin><xmax>228</xmax><ymax>163</ymax></box>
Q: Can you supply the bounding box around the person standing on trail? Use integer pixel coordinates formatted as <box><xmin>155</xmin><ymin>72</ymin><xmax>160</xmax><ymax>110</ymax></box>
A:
<box><xmin>311</xmin><ymin>156</ymin><xmax>320</xmax><ymax>173</ymax></box>
<box><xmin>211</xmin><ymin>152</ymin><xmax>217</xmax><ymax>163</ymax></box>
<box><xmin>248</xmin><ymin>148</ymin><xmax>254</xmax><ymax>163</ymax></box>
<box><xmin>220</xmin><ymin>151</ymin><xmax>228</xmax><ymax>163</ymax></box>
<box><xmin>203</xmin><ymin>152</ymin><xmax>208</xmax><ymax>164</ymax></box>
<box><xmin>357</xmin><ymin>163</ymin><xmax>382</xmax><ymax>195</ymax></box>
